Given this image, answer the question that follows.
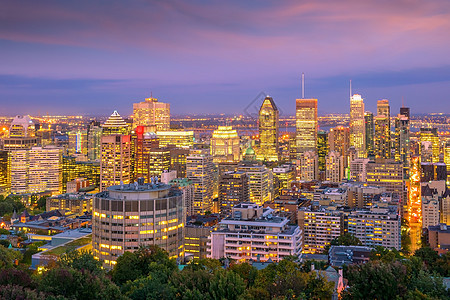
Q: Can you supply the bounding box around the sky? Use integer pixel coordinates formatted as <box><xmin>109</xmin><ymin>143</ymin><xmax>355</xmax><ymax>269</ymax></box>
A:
<box><xmin>1</xmin><ymin>0</ymin><xmax>450</xmax><ymax>116</ymax></box>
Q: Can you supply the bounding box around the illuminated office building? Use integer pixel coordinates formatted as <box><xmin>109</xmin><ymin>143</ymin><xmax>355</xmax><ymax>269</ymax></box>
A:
<box><xmin>350</xmin><ymin>94</ymin><xmax>366</xmax><ymax>158</ymax></box>
<box><xmin>10</xmin><ymin>146</ymin><xmax>62</xmax><ymax>194</ymax></box>
<box><xmin>297</xmin><ymin>151</ymin><xmax>318</xmax><ymax>181</ymax></box>
<box><xmin>408</xmin><ymin>156</ymin><xmax>422</xmax><ymax>252</ymax></box>
<box><xmin>100</xmin><ymin>135</ymin><xmax>131</xmax><ymax>191</ymax></box>
<box><xmin>102</xmin><ymin>111</ymin><xmax>130</xmax><ymax>135</ymax></box>
<box><xmin>366</xmin><ymin>159</ymin><xmax>404</xmax><ymax>197</ymax></box>
<box><xmin>156</xmin><ymin>131</ymin><xmax>194</xmax><ymax>148</ymax></box>
<box><xmin>258</xmin><ymin>96</ymin><xmax>279</xmax><ymax>161</ymax></box>
<box><xmin>36</xmin><ymin>124</ymin><xmax>53</xmax><ymax>146</ymax></box>
<box><xmin>325</xmin><ymin>151</ymin><xmax>344</xmax><ymax>183</ymax></box>
<box><xmin>169</xmin><ymin>178</ymin><xmax>194</xmax><ymax>216</ymax></box>
<box><xmin>9</xmin><ymin>115</ymin><xmax>35</xmax><ymax>137</ymax></box>
<box><xmin>364</xmin><ymin>112</ymin><xmax>374</xmax><ymax>157</ymax></box>
<box><xmin>237</xmin><ymin>163</ymin><xmax>271</xmax><ymax>205</ymax></box>
<box><xmin>87</xmin><ymin>121</ymin><xmax>102</xmax><ymax>161</ymax></box>
<box><xmin>133</xmin><ymin>131</ymin><xmax>162</xmax><ymax>182</ymax></box>
<box><xmin>394</xmin><ymin>107</ymin><xmax>410</xmax><ymax>176</ymax></box>
<box><xmin>218</xmin><ymin>171</ymin><xmax>249</xmax><ymax>215</ymax></box>
<box><xmin>317</xmin><ymin>130</ymin><xmax>328</xmax><ymax>172</ymax></box>
<box><xmin>295</xmin><ymin>98</ymin><xmax>318</xmax><ymax>156</ymax></box>
<box><xmin>68</xmin><ymin>130</ymin><xmax>88</xmax><ymax>155</ymax></box>
<box><xmin>169</xmin><ymin>148</ymin><xmax>189</xmax><ymax>178</ymax></box>
<box><xmin>93</xmin><ymin>182</ymin><xmax>184</xmax><ymax>268</ymax></box>
<box><xmin>272</xmin><ymin>164</ymin><xmax>295</xmax><ymax>191</ymax></box>
<box><xmin>210</xmin><ymin>126</ymin><xmax>240</xmax><ymax>163</ymax></box>
<box><xmin>0</xmin><ymin>151</ymin><xmax>10</xmax><ymax>196</ymax></box>
<box><xmin>420</xmin><ymin>128</ymin><xmax>439</xmax><ymax>163</ymax></box>
<box><xmin>329</xmin><ymin>126</ymin><xmax>350</xmax><ymax>168</ymax></box>
<box><xmin>62</xmin><ymin>156</ymin><xmax>101</xmax><ymax>192</ymax></box>
<box><xmin>374</xmin><ymin>100</ymin><xmax>391</xmax><ymax>159</ymax></box>
<box><xmin>186</xmin><ymin>149</ymin><xmax>214</xmax><ymax>214</ymax></box>
<box><xmin>133</xmin><ymin>96</ymin><xmax>170</xmax><ymax>133</ymax></box>
<box><xmin>444</xmin><ymin>141</ymin><xmax>450</xmax><ymax>174</ymax></box>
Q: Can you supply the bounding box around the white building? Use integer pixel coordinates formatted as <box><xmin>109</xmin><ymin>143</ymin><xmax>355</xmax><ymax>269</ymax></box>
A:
<box><xmin>297</xmin><ymin>151</ymin><xmax>318</xmax><ymax>181</ymax></box>
<box><xmin>325</xmin><ymin>151</ymin><xmax>344</xmax><ymax>183</ymax></box>
<box><xmin>208</xmin><ymin>203</ymin><xmax>302</xmax><ymax>262</ymax></box>
<box><xmin>422</xmin><ymin>199</ymin><xmax>440</xmax><ymax>229</ymax></box>
<box><xmin>350</xmin><ymin>158</ymin><xmax>369</xmax><ymax>182</ymax></box>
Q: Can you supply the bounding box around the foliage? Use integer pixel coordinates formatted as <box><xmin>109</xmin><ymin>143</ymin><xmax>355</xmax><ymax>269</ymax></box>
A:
<box><xmin>0</xmin><ymin>196</ymin><xmax>25</xmax><ymax>216</ymax></box>
<box><xmin>21</xmin><ymin>241</ymin><xmax>47</xmax><ymax>265</ymax></box>
<box><xmin>0</xmin><ymin>229</ymin><xmax>10</xmax><ymax>236</ymax></box>
<box><xmin>36</xmin><ymin>196</ymin><xmax>48</xmax><ymax>210</ymax></box>
<box><xmin>0</xmin><ymin>245</ymin><xmax>22</xmax><ymax>269</ymax></box>
<box><xmin>59</xmin><ymin>250</ymin><xmax>103</xmax><ymax>276</ymax></box>
<box><xmin>330</xmin><ymin>233</ymin><xmax>362</xmax><ymax>246</ymax></box>
<box><xmin>0</xmin><ymin>240</ymin><xmax>10</xmax><ymax>248</ymax></box>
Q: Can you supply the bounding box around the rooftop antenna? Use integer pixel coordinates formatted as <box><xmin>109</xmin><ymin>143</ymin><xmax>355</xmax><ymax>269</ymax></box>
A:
<box><xmin>301</xmin><ymin>73</ymin><xmax>305</xmax><ymax>99</ymax></box>
<box><xmin>349</xmin><ymin>79</ymin><xmax>352</xmax><ymax>99</ymax></box>
<box><xmin>402</xmin><ymin>96</ymin><xmax>405</xmax><ymax>108</ymax></box>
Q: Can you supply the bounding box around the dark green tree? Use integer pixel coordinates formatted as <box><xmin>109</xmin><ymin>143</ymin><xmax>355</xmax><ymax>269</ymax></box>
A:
<box><xmin>59</xmin><ymin>250</ymin><xmax>103</xmax><ymax>276</ymax></box>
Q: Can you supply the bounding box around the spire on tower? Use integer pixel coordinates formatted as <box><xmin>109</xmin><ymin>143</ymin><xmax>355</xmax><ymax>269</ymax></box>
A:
<box><xmin>350</xmin><ymin>79</ymin><xmax>352</xmax><ymax>99</ymax></box>
<box><xmin>302</xmin><ymin>73</ymin><xmax>305</xmax><ymax>99</ymax></box>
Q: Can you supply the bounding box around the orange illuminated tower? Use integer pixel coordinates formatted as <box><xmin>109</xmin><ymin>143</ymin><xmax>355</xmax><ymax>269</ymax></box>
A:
<box><xmin>408</xmin><ymin>156</ymin><xmax>422</xmax><ymax>252</ymax></box>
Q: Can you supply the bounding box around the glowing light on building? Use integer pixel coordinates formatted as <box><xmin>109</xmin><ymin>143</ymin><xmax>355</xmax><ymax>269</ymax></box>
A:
<box><xmin>408</xmin><ymin>156</ymin><xmax>422</xmax><ymax>252</ymax></box>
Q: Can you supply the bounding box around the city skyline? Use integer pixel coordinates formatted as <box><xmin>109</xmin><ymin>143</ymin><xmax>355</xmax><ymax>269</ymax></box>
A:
<box><xmin>2</xmin><ymin>1</ymin><xmax>450</xmax><ymax>115</ymax></box>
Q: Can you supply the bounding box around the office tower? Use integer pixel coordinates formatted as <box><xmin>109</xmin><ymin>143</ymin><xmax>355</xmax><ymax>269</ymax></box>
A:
<box><xmin>364</xmin><ymin>112</ymin><xmax>374</xmax><ymax>157</ymax></box>
<box><xmin>169</xmin><ymin>147</ymin><xmax>189</xmax><ymax>178</ymax></box>
<box><xmin>169</xmin><ymin>178</ymin><xmax>194</xmax><ymax>216</ymax></box>
<box><xmin>102</xmin><ymin>111</ymin><xmax>130</xmax><ymax>135</ymax></box>
<box><xmin>47</xmin><ymin>193</ymin><xmax>93</xmax><ymax>215</ymax></box>
<box><xmin>258</xmin><ymin>96</ymin><xmax>279</xmax><ymax>161</ymax></box>
<box><xmin>420</xmin><ymin>162</ymin><xmax>447</xmax><ymax>182</ymax></box>
<box><xmin>9</xmin><ymin>115</ymin><xmax>35</xmax><ymax>137</ymax></box>
<box><xmin>210</xmin><ymin>126</ymin><xmax>240</xmax><ymax>163</ymax></box>
<box><xmin>295</xmin><ymin>99</ymin><xmax>318</xmax><ymax>156</ymax></box>
<box><xmin>441</xmin><ymin>188</ymin><xmax>450</xmax><ymax>225</ymax></box>
<box><xmin>87</xmin><ymin>121</ymin><xmax>102</xmax><ymax>161</ymax></box>
<box><xmin>366</xmin><ymin>159</ymin><xmax>403</xmax><ymax>196</ymax></box>
<box><xmin>422</xmin><ymin>199</ymin><xmax>439</xmax><ymax>229</ymax></box>
<box><xmin>28</xmin><ymin>146</ymin><xmax>62</xmax><ymax>194</ymax></box>
<box><xmin>0</xmin><ymin>151</ymin><xmax>10</xmax><ymax>196</ymax></box>
<box><xmin>10</xmin><ymin>146</ymin><xmax>62</xmax><ymax>194</ymax></box>
<box><xmin>298</xmin><ymin>208</ymin><xmax>343</xmax><ymax>254</ymax></box>
<box><xmin>325</xmin><ymin>151</ymin><xmax>344</xmax><ymax>183</ymax></box>
<box><xmin>156</xmin><ymin>131</ymin><xmax>194</xmax><ymax>148</ymax></box>
<box><xmin>272</xmin><ymin>164</ymin><xmax>295</xmax><ymax>191</ymax></box>
<box><xmin>186</xmin><ymin>149</ymin><xmax>214</xmax><ymax>214</ymax></box>
<box><xmin>374</xmin><ymin>100</ymin><xmax>391</xmax><ymax>159</ymax></box>
<box><xmin>394</xmin><ymin>107</ymin><xmax>410</xmax><ymax>176</ymax></box>
<box><xmin>218</xmin><ymin>162</ymin><xmax>239</xmax><ymax>178</ymax></box>
<box><xmin>408</xmin><ymin>156</ymin><xmax>422</xmax><ymax>252</ymax></box>
<box><xmin>329</xmin><ymin>126</ymin><xmax>350</xmax><ymax>168</ymax></box>
<box><xmin>420</xmin><ymin>128</ymin><xmax>439</xmax><ymax>163</ymax></box>
<box><xmin>92</xmin><ymin>182</ymin><xmax>184</xmax><ymax>268</ymax></box>
<box><xmin>237</xmin><ymin>163</ymin><xmax>271</xmax><ymax>205</ymax></box>
<box><xmin>350</xmin><ymin>94</ymin><xmax>366</xmax><ymax>158</ymax></box>
<box><xmin>209</xmin><ymin>203</ymin><xmax>302</xmax><ymax>262</ymax></box>
<box><xmin>134</xmin><ymin>131</ymin><xmax>159</xmax><ymax>181</ymax></box>
<box><xmin>218</xmin><ymin>171</ymin><xmax>249</xmax><ymax>215</ymax></box>
<box><xmin>100</xmin><ymin>135</ymin><xmax>131</xmax><ymax>191</ymax></box>
<box><xmin>68</xmin><ymin>130</ymin><xmax>88</xmax><ymax>155</ymax></box>
<box><xmin>317</xmin><ymin>130</ymin><xmax>329</xmax><ymax>172</ymax></box>
<box><xmin>36</xmin><ymin>124</ymin><xmax>53</xmax><ymax>146</ymax></box>
<box><xmin>185</xmin><ymin>225</ymin><xmax>213</xmax><ymax>260</ymax></box>
<box><xmin>62</xmin><ymin>156</ymin><xmax>100</xmax><ymax>192</ymax></box>
<box><xmin>445</xmin><ymin>141</ymin><xmax>450</xmax><ymax>174</ymax></box>
<box><xmin>345</xmin><ymin>183</ymin><xmax>386</xmax><ymax>208</ymax></box>
<box><xmin>133</xmin><ymin>96</ymin><xmax>170</xmax><ymax>133</ymax></box>
<box><xmin>297</xmin><ymin>151</ymin><xmax>318</xmax><ymax>181</ymax></box>
<box><xmin>348</xmin><ymin>207</ymin><xmax>401</xmax><ymax>250</ymax></box>
<box><xmin>3</xmin><ymin>116</ymin><xmax>39</xmax><ymax>151</ymax></box>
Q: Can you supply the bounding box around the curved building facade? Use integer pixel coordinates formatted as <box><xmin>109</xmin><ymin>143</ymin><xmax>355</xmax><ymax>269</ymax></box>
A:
<box><xmin>92</xmin><ymin>182</ymin><xmax>185</xmax><ymax>267</ymax></box>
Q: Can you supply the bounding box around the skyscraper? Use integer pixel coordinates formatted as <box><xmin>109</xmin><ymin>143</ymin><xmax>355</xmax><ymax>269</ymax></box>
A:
<box><xmin>317</xmin><ymin>130</ymin><xmax>328</xmax><ymax>172</ymax></box>
<box><xmin>186</xmin><ymin>149</ymin><xmax>214</xmax><ymax>214</ymax></box>
<box><xmin>374</xmin><ymin>100</ymin><xmax>391</xmax><ymax>159</ymax></box>
<box><xmin>408</xmin><ymin>156</ymin><xmax>422</xmax><ymax>252</ymax></box>
<box><xmin>329</xmin><ymin>126</ymin><xmax>350</xmax><ymax>168</ymax></box>
<box><xmin>0</xmin><ymin>151</ymin><xmax>10</xmax><ymax>196</ymax></box>
<box><xmin>102</xmin><ymin>111</ymin><xmax>130</xmax><ymax>135</ymax></box>
<box><xmin>100</xmin><ymin>135</ymin><xmax>131</xmax><ymax>191</ymax></box>
<box><xmin>420</xmin><ymin>128</ymin><xmax>439</xmax><ymax>163</ymax></box>
<box><xmin>237</xmin><ymin>163</ymin><xmax>271</xmax><ymax>205</ymax></box>
<box><xmin>134</xmin><ymin>131</ymin><xmax>170</xmax><ymax>182</ymax></box>
<box><xmin>210</xmin><ymin>126</ymin><xmax>240</xmax><ymax>163</ymax></box>
<box><xmin>258</xmin><ymin>96</ymin><xmax>279</xmax><ymax>161</ymax></box>
<box><xmin>295</xmin><ymin>99</ymin><xmax>318</xmax><ymax>157</ymax></box>
<box><xmin>325</xmin><ymin>151</ymin><xmax>344</xmax><ymax>183</ymax></box>
<box><xmin>350</xmin><ymin>94</ymin><xmax>366</xmax><ymax>158</ymax></box>
<box><xmin>133</xmin><ymin>96</ymin><xmax>170</xmax><ymax>133</ymax></box>
<box><xmin>218</xmin><ymin>171</ymin><xmax>249</xmax><ymax>215</ymax></box>
<box><xmin>87</xmin><ymin>121</ymin><xmax>102</xmax><ymax>161</ymax></box>
<box><xmin>394</xmin><ymin>107</ymin><xmax>410</xmax><ymax>177</ymax></box>
<box><xmin>364</xmin><ymin>112</ymin><xmax>374</xmax><ymax>157</ymax></box>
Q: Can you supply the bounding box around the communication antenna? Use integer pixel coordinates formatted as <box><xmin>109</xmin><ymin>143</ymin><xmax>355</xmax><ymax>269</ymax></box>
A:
<box><xmin>349</xmin><ymin>79</ymin><xmax>352</xmax><ymax>99</ymax></box>
<box><xmin>402</xmin><ymin>96</ymin><xmax>405</xmax><ymax>108</ymax></box>
<box><xmin>301</xmin><ymin>73</ymin><xmax>305</xmax><ymax>99</ymax></box>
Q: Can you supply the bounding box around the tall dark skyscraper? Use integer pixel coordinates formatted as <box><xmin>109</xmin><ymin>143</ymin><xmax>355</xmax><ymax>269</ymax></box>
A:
<box><xmin>395</xmin><ymin>107</ymin><xmax>410</xmax><ymax>178</ymax></box>
<box><xmin>374</xmin><ymin>100</ymin><xmax>391</xmax><ymax>159</ymax></box>
<box><xmin>258</xmin><ymin>96</ymin><xmax>279</xmax><ymax>161</ymax></box>
<box><xmin>364</xmin><ymin>112</ymin><xmax>374</xmax><ymax>157</ymax></box>
<box><xmin>317</xmin><ymin>130</ymin><xmax>329</xmax><ymax>172</ymax></box>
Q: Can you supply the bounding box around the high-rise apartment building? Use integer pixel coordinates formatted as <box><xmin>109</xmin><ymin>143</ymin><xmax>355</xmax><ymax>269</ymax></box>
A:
<box><xmin>100</xmin><ymin>135</ymin><xmax>131</xmax><ymax>191</ymax></box>
<box><xmin>218</xmin><ymin>171</ymin><xmax>249</xmax><ymax>215</ymax></box>
<box><xmin>92</xmin><ymin>182</ymin><xmax>184</xmax><ymax>268</ymax></box>
<box><xmin>295</xmin><ymin>99</ymin><xmax>318</xmax><ymax>156</ymax></box>
<box><xmin>0</xmin><ymin>151</ymin><xmax>10</xmax><ymax>196</ymax></box>
<box><xmin>364</xmin><ymin>112</ymin><xmax>374</xmax><ymax>157</ymax></box>
<box><xmin>209</xmin><ymin>203</ymin><xmax>302</xmax><ymax>262</ymax></box>
<box><xmin>422</xmin><ymin>199</ymin><xmax>439</xmax><ymax>229</ymax></box>
<box><xmin>394</xmin><ymin>107</ymin><xmax>410</xmax><ymax>177</ymax></box>
<box><xmin>366</xmin><ymin>159</ymin><xmax>404</xmax><ymax>197</ymax></box>
<box><xmin>258</xmin><ymin>96</ymin><xmax>279</xmax><ymax>161</ymax></box>
<box><xmin>444</xmin><ymin>141</ymin><xmax>450</xmax><ymax>174</ymax></box>
<box><xmin>186</xmin><ymin>149</ymin><xmax>214</xmax><ymax>214</ymax></box>
<box><xmin>325</xmin><ymin>151</ymin><xmax>344</xmax><ymax>183</ymax></box>
<box><xmin>350</xmin><ymin>94</ymin><xmax>366</xmax><ymax>158</ymax></box>
<box><xmin>272</xmin><ymin>164</ymin><xmax>296</xmax><ymax>191</ymax></box>
<box><xmin>169</xmin><ymin>178</ymin><xmax>194</xmax><ymax>216</ymax></box>
<box><xmin>210</xmin><ymin>126</ymin><xmax>240</xmax><ymax>163</ymax></box>
<box><xmin>297</xmin><ymin>151</ymin><xmax>318</xmax><ymax>181</ymax></box>
<box><xmin>133</xmin><ymin>96</ymin><xmax>170</xmax><ymax>133</ymax></box>
<box><xmin>237</xmin><ymin>163</ymin><xmax>271</xmax><ymax>205</ymax></box>
<box><xmin>169</xmin><ymin>147</ymin><xmax>189</xmax><ymax>178</ymax></box>
<box><xmin>374</xmin><ymin>100</ymin><xmax>391</xmax><ymax>159</ymax></box>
